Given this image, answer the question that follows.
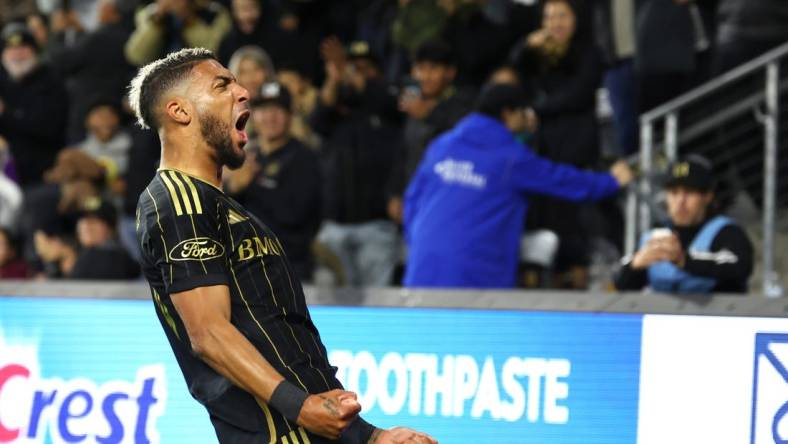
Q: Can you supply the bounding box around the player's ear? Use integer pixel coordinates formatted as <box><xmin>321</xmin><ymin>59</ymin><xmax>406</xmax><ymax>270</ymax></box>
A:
<box><xmin>165</xmin><ymin>98</ymin><xmax>191</xmax><ymax>125</ymax></box>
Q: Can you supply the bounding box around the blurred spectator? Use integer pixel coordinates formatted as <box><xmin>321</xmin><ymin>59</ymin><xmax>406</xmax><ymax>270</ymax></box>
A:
<box><xmin>33</xmin><ymin>221</ymin><xmax>79</xmax><ymax>278</ymax></box>
<box><xmin>19</xmin><ymin>148</ymin><xmax>104</xmax><ymax>263</ymax></box>
<box><xmin>509</xmin><ymin>0</ymin><xmax>604</xmax><ymax>288</ymax></box>
<box><xmin>49</xmin><ymin>0</ymin><xmax>135</xmax><ymax>143</ymax></box>
<box><xmin>391</xmin><ymin>0</ymin><xmax>448</xmax><ymax>55</ymax></box>
<box><xmin>0</xmin><ymin>227</ymin><xmax>29</xmax><ymax>278</ymax></box>
<box><xmin>442</xmin><ymin>0</ymin><xmax>521</xmax><ymax>87</ymax></box>
<box><xmin>615</xmin><ymin>155</ymin><xmax>753</xmax><ymax>293</ymax></box>
<box><xmin>356</xmin><ymin>0</ymin><xmax>399</xmax><ymax>82</ymax></box>
<box><xmin>403</xmin><ymin>84</ymin><xmax>633</xmax><ymax>288</ymax></box>
<box><xmin>0</xmin><ymin>138</ymin><xmax>22</xmax><ymax>229</ymax></box>
<box><xmin>76</xmin><ymin>100</ymin><xmax>132</xmax><ymax>195</ymax></box>
<box><xmin>311</xmin><ymin>38</ymin><xmax>402</xmax><ymax>287</ymax></box>
<box><xmin>120</xmin><ymin>126</ymin><xmax>159</xmax><ymax>262</ymax></box>
<box><xmin>635</xmin><ymin>0</ymin><xmax>713</xmax><ymax>112</ymax></box>
<box><xmin>228</xmin><ymin>45</ymin><xmax>275</xmax><ymax>141</ymax></box>
<box><xmin>488</xmin><ymin>64</ymin><xmax>521</xmax><ymax>86</ymax></box>
<box><xmin>228</xmin><ymin>45</ymin><xmax>276</xmax><ymax>100</ymax></box>
<box><xmin>715</xmin><ymin>0</ymin><xmax>788</xmax><ymax>73</ymax></box>
<box><xmin>124</xmin><ymin>0</ymin><xmax>231</xmax><ymax>66</ymax></box>
<box><xmin>0</xmin><ymin>22</ymin><xmax>68</xmax><ymax>187</ymax></box>
<box><xmin>225</xmin><ymin>83</ymin><xmax>322</xmax><ymax>281</ymax></box>
<box><xmin>217</xmin><ymin>0</ymin><xmax>279</xmax><ymax>65</ymax></box>
<box><xmin>387</xmin><ymin>39</ymin><xmax>474</xmax><ymax>223</ymax></box>
<box><xmin>72</xmin><ymin>197</ymin><xmax>139</xmax><ymax>279</ymax></box>
<box><xmin>593</xmin><ymin>0</ymin><xmax>638</xmax><ymax>155</ymax></box>
<box><xmin>0</xmin><ymin>0</ymin><xmax>38</xmax><ymax>28</ymax></box>
<box><xmin>277</xmin><ymin>60</ymin><xmax>320</xmax><ymax>148</ymax></box>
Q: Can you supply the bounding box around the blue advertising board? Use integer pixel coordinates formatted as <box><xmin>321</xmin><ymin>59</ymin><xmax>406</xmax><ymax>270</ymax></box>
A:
<box><xmin>0</xmin><ymin>296</ymin><xmax>643</xmax><ymax>444</ymax></box>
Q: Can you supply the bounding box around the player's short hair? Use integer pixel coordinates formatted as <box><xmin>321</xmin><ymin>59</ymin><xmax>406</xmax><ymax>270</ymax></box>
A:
<box><xmin>128</xmin><ymin>48</ymin><xmax>216</xmax><ymax>130</ymax></box>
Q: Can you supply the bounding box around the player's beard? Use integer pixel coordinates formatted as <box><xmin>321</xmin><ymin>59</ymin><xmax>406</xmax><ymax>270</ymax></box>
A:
<box><xmin>199</xmin><ymin>111</ymin><xmax>245</xmax><ymax>170</ymax></box>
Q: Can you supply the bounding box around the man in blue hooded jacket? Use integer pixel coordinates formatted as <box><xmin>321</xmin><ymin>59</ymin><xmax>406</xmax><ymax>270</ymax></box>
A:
<box><xmin>403</xmin><ymin>83</ymin><xmax>633</xmax><ymax>288</ymax></box>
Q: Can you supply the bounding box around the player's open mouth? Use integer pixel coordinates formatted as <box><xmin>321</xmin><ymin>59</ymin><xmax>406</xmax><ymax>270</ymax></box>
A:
<box><xmin>234</xmin><ymin>110</ymin><xmax>250</xmax><ymax>144</ymax></box>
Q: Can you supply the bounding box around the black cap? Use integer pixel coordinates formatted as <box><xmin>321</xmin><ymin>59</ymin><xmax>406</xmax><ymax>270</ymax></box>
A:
<box><xmin>1</xmin><ymin>23</ymin><xmax>38</xmax><ymax>52</ymax></box>
<box><xmin>347</xmin><ymin>41</ymin><xmax>379</xmax><ymax>66</ymax></box>
<box><xmin>663</xmin><ymin>155</ymin><xmax>715</xmax><ymax>191</ymax></box>
<box><xmin>79</xmin><ymin>197</ymin><xmax>118</xmax><ymax>228</ymax></box>
<box><xmin>250</xmin><ymin>82</ymin><xmax>292</xmax><ymax>111</ymax></box>
<box><xmin>477</xmin><ymin>83</ymin><xmax>531</xmax><ymax>117</ymax></box>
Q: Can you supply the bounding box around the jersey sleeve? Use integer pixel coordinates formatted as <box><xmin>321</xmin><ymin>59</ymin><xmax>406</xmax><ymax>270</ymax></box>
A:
<box><xmin>139</xmin><ymin>173</ymin><xmax>230</xmax><ymax>294</ymax></box>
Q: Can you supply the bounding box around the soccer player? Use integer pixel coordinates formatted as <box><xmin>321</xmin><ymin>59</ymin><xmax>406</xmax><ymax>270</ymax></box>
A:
<box><xmin>131</xmin><ymin>48</ymin><xmax>437</xmax><ymax>444</ymax></box>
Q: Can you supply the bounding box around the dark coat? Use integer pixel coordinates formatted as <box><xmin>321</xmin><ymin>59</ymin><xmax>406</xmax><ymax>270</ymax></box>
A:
<box><xmin>510</xmin><ymin>39</ymin><xmax>603</xmax><ymax>166</ymax></box>
<box><xmin>49</xmin><ymin>23</ymin><xmax>136</xmax><ymax>143</ymax></box>
<box><xmin>0</xmin><ymin>63</ymin><xmax>68</xmax><ymax>186</ymax></box>
<box><xmin>232</xmin><ymin>139</ymin><xmax>322</xmax><ymax>280</ymax></box>
<box><xmin>310</xmin><ymin>80</ymin><xmax>402</xmax><ymax>223</ymax></box>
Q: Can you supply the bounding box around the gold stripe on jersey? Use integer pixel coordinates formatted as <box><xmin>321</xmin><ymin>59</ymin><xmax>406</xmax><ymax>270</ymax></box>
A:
<box><xmin>298</xmin><ymin>428</ymin><xmax>311</xmax><ymax>444</ymax></box>
<box><xmin>159</xmin><ymin>172</ymin><xmax>184</xmax><ymax>216</ymax></box>
<box><xmin>152</xmin><ymin>288</ymin><xmax>180</xmax><ymax>339</ymax></box>
<box><xmin>288</xmin><ymin>430</ymin><xmax>301</xmax><ymax>444</ymax></box>
<box><xmin>228</xmin><ymin>209</ymin><xmax>247</xmax><ymax>224</ymax></box>
<box><xmin>273</xmin><ymin>237</ymin><xmax>331</xmax><ymax>390</ymax></box>
<box><xmin>255</xmin><ymin>399</ymin><xmax>277</xmax><ymax>444</ymax></box>
<box><xmin>281</xmin><ymin>436</ymin><xmax>290</xmax><ymax>444</ymax></box>
<box><xmin>146</xmin><ymin>188</ymin><xmax>173</xmax><ymax>284</ymax></box>
<box><xmin>223</xmin><ymin>208</ymin><xmax>308</xmax><ymax>390</ymax></box>
<box><xmin>178</xmin><ymin>172</ymin><xmax>203</xmax><ymax>214</ymax></box>
<box><xmin>168</xmin><ymin>171</ymin><xmax>194</xmax><ymax>215</ymax></box>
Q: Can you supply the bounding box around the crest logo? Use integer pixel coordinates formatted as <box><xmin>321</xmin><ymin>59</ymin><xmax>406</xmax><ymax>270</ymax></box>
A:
<box><xmin>169</xmin><ymin>238</ymin><xmax>224</xmax><ymax>261</ymax></box>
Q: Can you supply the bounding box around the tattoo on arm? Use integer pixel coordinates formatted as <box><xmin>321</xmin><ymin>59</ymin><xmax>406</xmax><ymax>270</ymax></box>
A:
<box><xmin>368</xmin><ymin>428</ymin><xmax>383</xmax><ymax>444</ymax></box>
<box><xmin>321</xmin><ymin>397</ymin><xmax>340</xmax><ymax>417</ymax></box>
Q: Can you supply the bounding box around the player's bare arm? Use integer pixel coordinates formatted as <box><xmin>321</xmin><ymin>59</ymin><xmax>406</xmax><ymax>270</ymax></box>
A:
<box><xmin>171</xmin><ymin>284</ymin><xmax>361</xmax><ymax>439</ymax></box>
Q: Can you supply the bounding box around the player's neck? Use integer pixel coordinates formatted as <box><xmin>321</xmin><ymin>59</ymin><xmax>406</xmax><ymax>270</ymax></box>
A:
<box><xmin>159</xmin><ymin>130</ymin><xmax>223</xmax><ymax>188</ymax></box>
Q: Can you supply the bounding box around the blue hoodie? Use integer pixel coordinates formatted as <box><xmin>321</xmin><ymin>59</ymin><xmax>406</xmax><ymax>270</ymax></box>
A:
<box><xmin>403</xmin><ymin>113</ymin><xmax>620</xmax><ymax>288</ymax></box>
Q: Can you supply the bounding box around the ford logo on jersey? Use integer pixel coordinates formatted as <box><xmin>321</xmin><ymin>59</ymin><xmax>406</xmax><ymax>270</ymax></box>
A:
<box><xmin>750</xmin><ymin>333</ymin><xmax>788</xmax><ymax>444</ymax></box>
<box><xmin>168</xmin><ymin>237</ymin><xmax>224</xmax><ymax>261</ymax></box>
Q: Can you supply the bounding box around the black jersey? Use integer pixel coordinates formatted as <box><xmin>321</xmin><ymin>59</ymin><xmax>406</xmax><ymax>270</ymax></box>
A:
<box><xmin>136</xmin><ymin>168</ymin><xmax>342</xmax><ymax>442</ymax></box>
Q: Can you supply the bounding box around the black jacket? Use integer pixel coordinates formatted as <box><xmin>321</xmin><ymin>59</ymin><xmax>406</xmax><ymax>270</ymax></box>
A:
<box><xmin>615</xmin><ymin>220</ymin><xmax>754</xmax><ymax>293</ymax></box>
<box><xmin>388</xmin><ymin>87</ymin><xmax>475</xmax><ymax>197</ymax></box>
<box><xmin>49</xmin><ymin>22</ymin><xmax>136</xmax><ymax>143</ymax></box>
<box><xmin>311</xmin><ymin>79</ymin><xmax>402</xmax><ymax>223</ymax></box>
<box><xmin>0</xmin><ymin>63</ymin><xmax>68</xmax><ymax>186</ymax></box>
<box><xmin>231</xmin><ymin>139</ymin><xmax>322</xmax><ymax>280</ymax></box>
<box><xmin>510</xmin><ymin>39</ymin><xmax>602</xmax><ymax>166</ymax></box>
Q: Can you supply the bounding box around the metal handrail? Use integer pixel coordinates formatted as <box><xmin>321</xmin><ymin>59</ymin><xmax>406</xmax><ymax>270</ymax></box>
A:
<box><xmin>641</xmin><ymin>40</ymin><xmax>788</xmax><ymax>122</ymax></box>
<box><xmin>627</xmin><ymin>41</ymin><xmax>787</xmax><ymax>297</ymax></box>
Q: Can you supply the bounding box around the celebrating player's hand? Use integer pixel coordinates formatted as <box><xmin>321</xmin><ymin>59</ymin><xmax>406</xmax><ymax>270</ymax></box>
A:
<box><xmin>370</xmin><ymin>426</ymin><xmax>438</xmax><ymax>444</ymax></box>
<box><xmin>297</xmin><ymin>389</ymin><xmax>361</xmax><ymax>440</ymax></box>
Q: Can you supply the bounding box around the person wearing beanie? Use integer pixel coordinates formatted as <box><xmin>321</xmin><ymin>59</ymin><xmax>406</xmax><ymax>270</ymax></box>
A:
<box><xmin>0</xmin><ymin>22</ymin><xmax>69</xmax><ymax>186</ymax></box>
<box><xmin>403</xmin><ymin>83</ymin><xmax>633</xmax><ymax>288</ymax></box>
<box><xmin>615</xmin><ymin>155</ymin><xmax>754</xmax><ymax>293</ymax></box>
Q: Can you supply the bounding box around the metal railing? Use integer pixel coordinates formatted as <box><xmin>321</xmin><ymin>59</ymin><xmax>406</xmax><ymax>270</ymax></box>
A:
<box><xmin>625</xmin><ymin>41</ymin><xmax>788</xmax><ymax>297</ymax></box>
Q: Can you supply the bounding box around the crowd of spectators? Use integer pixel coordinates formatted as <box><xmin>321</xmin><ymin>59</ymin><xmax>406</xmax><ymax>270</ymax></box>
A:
<box><xmin>0</xmin><ymin>0</ymin><xmax>785</xmax><ymax>288</ymax></box>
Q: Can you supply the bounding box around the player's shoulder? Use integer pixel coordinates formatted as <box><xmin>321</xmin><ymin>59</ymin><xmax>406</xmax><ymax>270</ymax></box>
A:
<box><xmin>138</xmin><ymin>169</ymin><xmax>223</xmax><ymax>221</ymax></box>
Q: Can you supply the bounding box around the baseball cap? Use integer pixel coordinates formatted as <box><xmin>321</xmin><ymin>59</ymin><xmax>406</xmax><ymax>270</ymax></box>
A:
<box><xmin>347</xmin><ymin>41</ymin><xmax>379</xmax><ymax>66</ymax></box>
<box><xmin>1</xmin><ymin>23</ymin><xmax>38</xmax><ymax>52</ymax></box>
<box><xmin>79</xmin><ymin>197</ymin><xmax>118</xmax><ymax>228</ymax></box>
<box><xmin>250</xmin><ymin>82</ymin><xmax>292</xmax><ymax>111</ymax></box>
<box><xmin>663</xmin><ymin>154</ymin><xmax>715</xmax><ymax>191</ymax></box>
<box><xmin>476</xmin><ymin>83</ymin><xmax>532</xmax><ymax>117</ymax></box>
